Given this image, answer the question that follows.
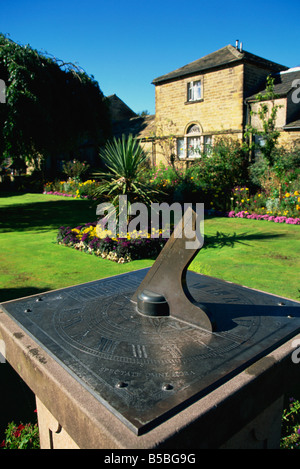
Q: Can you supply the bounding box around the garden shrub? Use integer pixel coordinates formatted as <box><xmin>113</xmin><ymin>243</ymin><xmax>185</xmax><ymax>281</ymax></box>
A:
<box><xmin>280</xmin><ymin>398</ymin><xmax>300</xmax><ymax>449</ymax></box>
<box><xmin>62</xmin><ymin>159</ymin><xmax>90</xmax><ymax>182</ymax></box>
<box><xmin>249</xmin><ymin>146</ymin><xmax>300</xmax><ymax>198</ymax></box>
<box><xmin>147</xmin><ymin>138</ymin><xmax>249</xmax><ymax>210</ymax></box>
<box><xmin>190</xmin><ymin>137</ymin><xmax>249</xmax><ymax>210</ymax></box>
<box><xmin>1</xmin><ymin>421</ymin><xmax>40</xmax><ymax>449</ymax></box>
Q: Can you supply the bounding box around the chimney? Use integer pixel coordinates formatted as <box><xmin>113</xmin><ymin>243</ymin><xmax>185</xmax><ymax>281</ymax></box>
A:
<box><xmin>240</xmin><ymin>42</ymin><xmax>243</xmax><ymax>52</ymax></box>
<box><xmin>236</xmin><ymin>39</ymin><xmax>239</xmax><ymax>49</ymax></box>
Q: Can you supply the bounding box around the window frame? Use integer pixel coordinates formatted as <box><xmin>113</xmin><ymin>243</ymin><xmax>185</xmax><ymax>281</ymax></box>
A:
<box><xmin>176</xmin><ymin>124</ymin><xmax>213</xmax><ymax>160</ymax></box>
<box><xmin>186</xmin><ymin>78</ymin><xmax>203</xmax><ymax>104</ymax></box>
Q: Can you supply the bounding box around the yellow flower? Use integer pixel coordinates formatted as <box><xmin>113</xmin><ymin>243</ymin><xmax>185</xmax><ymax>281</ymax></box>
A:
<box><xmin>294</xmin><ymin>191</ymin><xmax>299</xmax><ymax>196</ymax></box>
<box><xmin>95</xmin><ymin>225</ymin><xmax>113</xmax><ymax>239</ymax></box>
<box><xmin>285</xmin><ymin>192</ymin><xmax>291</xmax><ymax>198</ymax></box>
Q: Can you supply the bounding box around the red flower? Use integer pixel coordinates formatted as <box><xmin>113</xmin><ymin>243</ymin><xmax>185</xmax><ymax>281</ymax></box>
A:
<box><xmin>13</xmin><ymin>424</ymin><xmax>25</xmax><ymax>438</ymax></box>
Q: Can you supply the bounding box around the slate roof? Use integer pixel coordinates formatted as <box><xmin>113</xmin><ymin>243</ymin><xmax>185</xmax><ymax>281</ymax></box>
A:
<box><xmin>247</xmin><ymin>68</ymin><xmax>300</xmax><ymax>130</ymax></box>
<box><xmin>152</xmin><ymin>45</ymin><xmax>288</xmax><ymax>85</ymax></box>
<box><xmin>283</xmin><ymin>119</ymin><xmax>300</xmax><ymax>129</ymax></box>
<box><xmin>247</xmin><ymin>68</ymin><xmax>300</xmax><ymax>100</ymax></box>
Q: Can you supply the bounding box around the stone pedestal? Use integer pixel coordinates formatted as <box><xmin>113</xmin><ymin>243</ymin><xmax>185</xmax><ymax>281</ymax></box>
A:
<box><xmin>0</xmin><ymin>308</ymin><xmax>298</xmax><ymax>449</ymax></box>
<box><xmin>36</xmin><ymin>397</ymin><xmax>79</xmax><ymax>449</ymax></box>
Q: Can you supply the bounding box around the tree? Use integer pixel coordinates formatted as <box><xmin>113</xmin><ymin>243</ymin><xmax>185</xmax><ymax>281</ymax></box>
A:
<box><xmin>0</xmin><ymin>34</ymin><xmax>110</xmax><ymax>170</ymax></box>
<box><xmin>244</xmin><ymin>75</ymin><xmax>298</xmax><ymax>198</ymax></box>
<box><xmin>244</xmin><ymin>75</ymin><xmax>281</xmax><ymax>166</ymax></box>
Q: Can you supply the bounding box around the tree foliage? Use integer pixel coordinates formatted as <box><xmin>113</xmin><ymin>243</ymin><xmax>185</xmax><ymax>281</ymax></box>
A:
<box><xmin>0</xmin><ymin>34</ymin><xmax>110</xmax><ymax>167</ymax></box>
<box><xmin>244</xmin><ymin>75</ymin><xmax>281</xmax><ymax>166</ymax></box>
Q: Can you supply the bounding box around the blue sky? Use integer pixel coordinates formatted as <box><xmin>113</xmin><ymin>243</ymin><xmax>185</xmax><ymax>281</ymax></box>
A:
<box><xmin>1</xmin><ymin>0</ymin><xmax>300</xmax><ymax>115</ymax></box>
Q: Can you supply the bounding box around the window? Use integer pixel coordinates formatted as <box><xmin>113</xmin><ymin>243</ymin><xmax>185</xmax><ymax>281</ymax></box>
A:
<box><xmin>177</xmin><ymin>138</ymin><xmax>185</xmax><ymax>159</ymax></box>
<box><xmin>187</xmin><ymin>80</ymin><xmax>202</xmax><ymax>102</ymax></box>
<box><xmin>186</xmin><ymin>124</ymin><xmax>201</xmax><ymax>158</ymax></box>
<box><xmin>254</xmin><ymin>135</ymin><xmax>266</xmax><ymax>159</ymax></box>
<box><xmin>176</xmin><ymin>124</ymin><xmax>212</xmax><ymax>159</ymax></box>
<box><xmin>203</xmin><ymin>135</ymin><xmax>212</xmax><ymax>155</ymax></box>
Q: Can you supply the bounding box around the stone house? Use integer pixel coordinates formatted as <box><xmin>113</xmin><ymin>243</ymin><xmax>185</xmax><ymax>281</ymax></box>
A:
<box><xmin>150</xmin><ymin>42</ymin><xmax>292</xmax><ymax>166</ymax></box>
<box><xmin>109</xmin><ymin>43</ymin><xmax>300</xmax><ymax>167</ymax></box>
<box><xmin>246</xmin><ymin>68</ymin><xmax>300</xmax><ymax>151</ymax></box>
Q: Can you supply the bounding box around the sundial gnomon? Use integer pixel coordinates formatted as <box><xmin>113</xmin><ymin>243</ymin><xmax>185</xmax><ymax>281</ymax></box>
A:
<box><xmin>1</xmin><ymin>208</ymin><xmax>300</xmax><ymax>435</ymax></box>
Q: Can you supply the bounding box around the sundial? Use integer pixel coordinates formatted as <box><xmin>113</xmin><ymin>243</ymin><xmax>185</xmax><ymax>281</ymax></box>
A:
<box><xmin>1</xmin><ymin>207</ymin><xmax>300</xmax><ymax>436</ymax></box>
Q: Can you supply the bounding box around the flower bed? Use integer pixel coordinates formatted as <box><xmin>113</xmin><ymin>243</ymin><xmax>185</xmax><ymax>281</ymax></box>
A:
<box><xmin>231</xmin><ymin>187</ymin><xmax>300</xmax><ymax>219</ymax></box>
<box><xmin>228</xmin><ymin>210</ymin><xmax>300</xmax><ymax>224</ymax></box>
<box><xmin>44</xmin><ymin>179</ymin><xmax>99</xmax><ymax>199</ymax></box>
<box><xmin>43</xmin><ymin>190</ymin><xmax>79</xmax><ymax>198</ymax></box>
<box><xmin>57</xmin><ymin>222</ymin><xmax>168</xmax><ymax>263</ymax></box>
<box><xmin>227</xmin><ymin>186</ymin><xmax>300</xmax><ymax>224</ymax></box>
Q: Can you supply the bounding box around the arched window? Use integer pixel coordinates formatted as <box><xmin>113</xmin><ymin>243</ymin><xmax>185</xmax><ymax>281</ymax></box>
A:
<box><xmin>186</xmin><ymin>124</ymin><xmax>201</xmax><ymax>158</ymax></box>
<box><xmin>176</xmin><ymin>123</ymin><xmax>212</xmax><ymax>159</ymax></box>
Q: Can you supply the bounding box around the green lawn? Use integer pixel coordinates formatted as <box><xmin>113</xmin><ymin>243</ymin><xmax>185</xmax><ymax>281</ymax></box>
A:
<box><xmin>0</xmin><ymin>193</ymin><xmax>152</xmax><ymax>303</ymax></box>
<box><xmin>0</xmin><ymin>192</ymin><xmax>299</xmax><ymax>303</ymax></box>
<box><xmin>191</xmin><ymin>216</ymin><xmax>300</xmax><ymax>301</ymax></box>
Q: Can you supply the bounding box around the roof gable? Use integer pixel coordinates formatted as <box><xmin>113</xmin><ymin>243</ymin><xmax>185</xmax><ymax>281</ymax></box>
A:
<box><xmin>106</xmin><ymin>94</ymin><xmax>137</xmax><ymax>122</ymax></box>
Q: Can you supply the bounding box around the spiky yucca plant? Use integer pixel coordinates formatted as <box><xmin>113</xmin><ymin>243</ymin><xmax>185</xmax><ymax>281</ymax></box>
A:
<box><xmin>95</xmin><ymin>134</ymin><xmax>160</xmax><ymax>211</ymax></box>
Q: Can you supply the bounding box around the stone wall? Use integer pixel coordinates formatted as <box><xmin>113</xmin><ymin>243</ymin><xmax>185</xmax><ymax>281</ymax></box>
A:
<box><xmin>249</xmin><ymin>98</ymin><xmax>300</xmax><ymax>149</ymax></box>
<box><xmin>155</xmin><ymin>64</ymin><xmax>245</xmax><ymax>136</ymax></box>
<box><xmin>278</xmin><ymin>130</ymin><xmax>300</xmax><ymax>148</ymax></box>
<box><xmin>250</xmin><ymin>98</ymin><xmax>287</xmax><ymax>130</ymax></box>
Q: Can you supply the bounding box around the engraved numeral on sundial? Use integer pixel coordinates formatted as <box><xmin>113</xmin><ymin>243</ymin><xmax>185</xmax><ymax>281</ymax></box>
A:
<box><xmin>161</xmin><ymin>344</ymin><xmax>182</xmax><ymax>358</ymax></box>
<box><xmin>97</xmin><ymin>337</ymin><xmax>117</xmax><ymax>354</ymax></box>
<box><xmin>132</xmin><ymin>344</ymin><xmax>148</xmax><ymax>359</ymax></box>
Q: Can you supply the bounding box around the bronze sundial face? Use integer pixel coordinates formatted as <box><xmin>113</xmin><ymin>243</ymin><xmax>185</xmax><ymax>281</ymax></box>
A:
<box><xmin>1</xmin><ymin>208</ymin><xmax>300</xmax><ymax>434</ymax></box>
<box><xmin>2</xmin><ymin>270</ymin><xmax>300</xmax><ymax>435</ymax></box>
